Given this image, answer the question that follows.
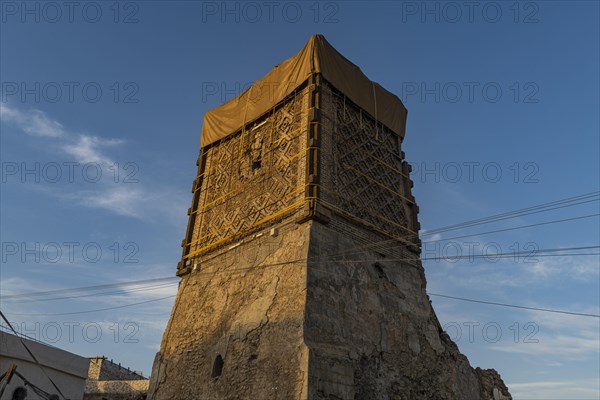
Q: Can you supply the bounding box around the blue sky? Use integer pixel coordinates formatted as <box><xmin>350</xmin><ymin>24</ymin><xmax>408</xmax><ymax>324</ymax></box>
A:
<box><xmin>1</xmin><ymin>1</ymin><xmax>598</xmax><ymax>398</ymax></box>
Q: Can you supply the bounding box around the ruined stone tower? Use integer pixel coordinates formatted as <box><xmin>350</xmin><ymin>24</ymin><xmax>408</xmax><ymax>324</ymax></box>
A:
<box><xmin>148</xmin><ymin>35</ymin><xmax>511</xmax><ymax>400</ymax></box>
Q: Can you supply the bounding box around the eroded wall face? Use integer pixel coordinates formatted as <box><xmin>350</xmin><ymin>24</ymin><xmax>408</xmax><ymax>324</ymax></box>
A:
<box><xmin>149</xmin><ymin>75</ymin><xmax>511</xmax><ymax>400</ymax></box>
<box><xmin>304</xmin><ymin>222</ymin><xmax>483</xmax><ymax>400</ymax></box>
<box><xmin>302</xmin><ymin>83</ymin><xmax>480</xmax><ymax>399</ymax></box>
<box><xmin>148</xmin><ymin>220</ymin><xmax>311</xmax><ymax>400</ymax></box>
<box><xmin>301</xmin><ymin>81</ymin><xmax>510</xmax><ymax>400</ymax></box>
<box><xmin>149</xmin><ymin>81</ymin><xmax>315</xmax><ymax>400</ymax></box>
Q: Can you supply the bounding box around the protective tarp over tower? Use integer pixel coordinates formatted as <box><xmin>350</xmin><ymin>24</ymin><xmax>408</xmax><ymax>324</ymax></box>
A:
<box><xmin>148</xmin><ymin>35</ymin><xmax>512</xmax><ymax>400</ymax></box>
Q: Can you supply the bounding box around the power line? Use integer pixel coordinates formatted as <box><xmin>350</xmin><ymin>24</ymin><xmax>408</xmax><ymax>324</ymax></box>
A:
<box><xmin>1</xmin><ymin>277</ymin><xmax>179</xmax><ymax>300</ymax></box>
<box><xmin>4</xmin><ymin>276</ymin><xmax>598</xmax><ymax>319</ymax></box>
<box><xmin>419</xmin><ymin>191</ymin><xmax>599</xmax><ymax>237</ymax></box>
<box><xmin>428</xmin><ymin>293</ymin><xmax>600</xmax><ymax>318</ymax></box>
<box><xmin>3</xmin><ymin>246</ymin><xmax>598</xmax><ymax>302</ymax></box>
<box><xmin>13</xmin><ymin>370</ymin><xmax>55</xmax><ymax>400</ymax></box>
<box><xmin>421</xmin><ymin>213</ymin><xmax>600</xmax><ymax>244</ymax></box>
<box><xmin>314</xmin><ymin>214</ymin><xmax>600</xmax><ymax>262</ymax></box>
<box><xmin>421</xmin><ymin>191</ymin><xmax>599</xmax><ymax>234</ymax></box>
<box><xmin>420</xmin><ymin>198</ymin><xmax>599</xmax><ymax>238</ymax></box>
<box><xmin>2</xmin><ymin>246</ymin><xmax>598</xmax><ymax>317</ymax></box>
<box><xmin>5</xmin><ymin>282</ymin><xmax>179</xmax><ymax>304</ymax></box>
<box><xmin>272</xmin><ymin>193</ymin><xmax>600</xmax><ymax>266</ymax></box>
<box><xmin>304</xmin><ymin>265</ymin><xmax>600</xmax><ymax>319</ymax></box>
<box><xmin>317</xmin><ymin>246</ymin><xmax>600</xmax><ymax>263</ymax></box>
<box><xmin>3</xmin><ymin>295</ymin><xmax>176</xmax><ymax>316</ymax></box>
<box><xmin>3</xmin><ymin>192</ymin><xmax>598</xmax><ymax>301</ymax></box>
<box><xmin>3</xmin><ymin>192</ymin><xmax>598</xmax><ymax>318</ymax></box>
<box><xmin>279</xmin><ymin>192</ymin><xmax>600</xmax><ymax>261</ymax></box>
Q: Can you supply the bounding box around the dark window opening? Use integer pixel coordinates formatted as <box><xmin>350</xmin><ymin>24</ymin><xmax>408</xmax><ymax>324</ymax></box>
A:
<box><xmin>211</xmin><ymin>354</ymin><xmax>224</xmax><ymax>378</ymax></box>
<box><xmin>373</xmin><ymin>262</ymin><xmax>388</xmax><ymax>280</ymax></box>
<box><xmin>250</xmin><ymin>131</ymin><xmax>263</xmax><ymax>171</ymax></box>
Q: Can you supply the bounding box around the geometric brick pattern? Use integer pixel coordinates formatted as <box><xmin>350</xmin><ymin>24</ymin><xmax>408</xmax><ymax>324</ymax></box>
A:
<box><xmin>320</xmin><ymin>84</ymin><xmax>416</xmax><ymax>246</ymax></box>
<box><xmin>188</xmin><ymin>89</ymin><xmax>308</xmax><ymax>257</ymax></box>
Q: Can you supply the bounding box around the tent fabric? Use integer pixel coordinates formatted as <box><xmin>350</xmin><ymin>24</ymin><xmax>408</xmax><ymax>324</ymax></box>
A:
<box><xmin>200</xmin><ymin>34</ymin><xmax>407</xmax><ymax>147</ymax></box>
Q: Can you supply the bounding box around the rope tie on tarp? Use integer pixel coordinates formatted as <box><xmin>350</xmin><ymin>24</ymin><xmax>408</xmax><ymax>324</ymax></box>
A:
<box><xmin>239</xmin><ymin>84</ymin><xmax>254</xmax><ymax>160</ymax></box>
<box><xmin>372</xmin><ymin>82</ymin><xmax>379</xmax><ymax>141</ymax></box>
<box><xmin>310</xmin><ymin>35</ymin><xmax>316</xmax><ymax>73</ymax></box>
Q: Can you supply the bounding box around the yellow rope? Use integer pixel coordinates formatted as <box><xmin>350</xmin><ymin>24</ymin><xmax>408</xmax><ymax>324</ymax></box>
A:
<box><xmin>187</xmin><ymin>195</ymin><xmax>304</xmax><ymax>247</ymax></box>
<box><xmin>272</xmin><ymin>146</ymin><xmax>316</xmax><ymax>170</ymax></box>
<box><xmin>185</xmin><ymin>185</ymin><xmax>311</xmax><ymax>247</ymax></box>
<box><xmin>318</xmin><ymin>185</ymin><xmax>417</xmax><ymax>236</ymax></box>
<box><xmin>190</xmin><ymin>151</ymin><xmax>310</xmax><ymax>216</ymax></box>
<box><xmin>318</xmin><ymin>111</ymin><xmax>409</xmax><ymax>179</ymax></box>
<box><xmin>184</xmin><ymin>196</ymin><xmax>314</xmax><ymax>259</ymax></box>
<box><xmin>341</xmin><ymin>162</ymin><xmax>415</xmax><ymax>205</ymax></box>
<box><xmin>193</xmin><ymin>126</ymin><xmax>309</xmax><ymax>190</ymax></box>
<box><xmin>318</xmin><ymin>199</ymin><xmax>419</xmax><ymax>250</ymax></box>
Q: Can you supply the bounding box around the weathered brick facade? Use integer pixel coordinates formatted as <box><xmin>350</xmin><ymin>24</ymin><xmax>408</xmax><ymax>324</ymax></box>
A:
<box><xmin>148</xmin><ymin>37</ymin><xmax>511</xmax><ymax>400</ymax></box>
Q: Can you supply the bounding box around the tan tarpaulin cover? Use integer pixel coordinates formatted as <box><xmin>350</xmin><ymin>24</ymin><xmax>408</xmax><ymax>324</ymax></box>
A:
<box><xmin>201</xmin><ymin>34</ymin><xmax>407</xmax><ymax>147</ymax></box>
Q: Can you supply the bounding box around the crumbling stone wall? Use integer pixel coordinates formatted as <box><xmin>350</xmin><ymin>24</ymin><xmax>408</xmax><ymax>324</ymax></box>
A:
<box><xmin>148</xmin><ymin>73</ymin><xmax>511</xmax><ymax>399</ymax></box>
<box><xmin>304</xmin><ymin>221</ymin><xmax>510</xmax><ymax>400</ymax></box>
<box><xmin>149</xmin><ymin>216</ymin><xmax>511</xmax><ymax>400</ymax></box>
<box><xmin>84</xmin><ymin>380</ymin><xmax>149</xmax><ymax>400</ymax></box>
<box><xmin>88</xmin><ymin>357</ymin><xmax>146</xmax><ymax>381</ymax></box>
<box><xmin>297</xmin><ymin>80</ymin><xmax>511</xmax><ymax>400</ymax></box>
<box><xmin>148</xmin><ymin>219</ymin><xmax>312</xmax><ymax>400</ymax></box>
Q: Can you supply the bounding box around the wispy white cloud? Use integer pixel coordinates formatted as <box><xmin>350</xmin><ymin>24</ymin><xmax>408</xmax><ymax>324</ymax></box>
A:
<box><xmin>1</xmin><ymin>104</ymin><xmax>187</xmax><ymax>222</ymax></box>
<box><xmin>508</xmin><ymin>378</ymin><xmax>600</xmax><ymax>399</ymax></box>
<box><xmin>0</xmin><ymin>104</ymin><xmax>65</xmax><ymax>137</ymax></box>
<box><xmin>1</xmin><ymin>103</ymin><xmax>123</xmax><ymax>166</ymax></box>
<box><xmin>0</xmin><ymin>277</ymin><xmax>38</xmax><ymax>297</ymax></box>
<box><xmin>62</xmin><ymin>134</ymin><xmax>124</xmax><ymax>164</ymax></box>
<box><xmin>428</xmin><ymin>233</ymin><xmax>442</xmax><ymax>241</ymax></box>
<box><xmin>428</xmin><ymin>252</ymin><xmax>599</xmax><ymax>293</ymax></box>
<box><xmin>58</xmin><ymin>186</ymin><xmax>145</xmax><ymax>218</ymax></box>
<box><xmin>0</xmin><ymin>104</ymin><xmax>125</xmax><ymax>164</ymax></box>
<box><xmin>524</xmin><ymin>257</ymin><xmax>599</xmax><ymax>282</ymax></box>
<box><xmin>490</xmin><ymin>308</ymin><xmax>600</xmax><ymax>360</ymax></box>
<box><xmin>53</xmin><ymin>185</ymin><xmax>188</xmax><ymax>221</ymax></box>
<box><xmin>492</xmin><ymin>334</ymin><xmax>599</xmax><ymax>358</ymax></box>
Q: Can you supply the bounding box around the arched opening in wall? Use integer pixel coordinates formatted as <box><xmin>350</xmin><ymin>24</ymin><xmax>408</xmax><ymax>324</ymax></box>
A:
<box><xmin>211</xmin><ymin>354</ymin><xmax>224</xmax><ymax>378</ymax></box>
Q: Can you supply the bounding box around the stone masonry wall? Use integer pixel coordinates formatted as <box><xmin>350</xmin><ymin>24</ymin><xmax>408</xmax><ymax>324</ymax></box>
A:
<box><xmin>304</xmin><ymin>220</ymin><xmax>511</xmax><ymax>400</ymax></box>
<box><xmin>148</xmin><ymin>219</ymin><xmax>312</xmax><ymax>400</ymax></box>
<box><xmin>88</xmin><ymin>357</ymin><xmax>146</xmax><ymax>381</ymax></box>
<box><xmin>84</xmin><ymin>380</ymin><xmax>149</xmax><ymax>400</ymax></box>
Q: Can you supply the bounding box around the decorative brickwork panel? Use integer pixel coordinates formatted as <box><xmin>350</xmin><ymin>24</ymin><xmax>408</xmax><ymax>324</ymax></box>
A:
<box><xmin>320</xmin><ymin>82</ymin><xmax>418</xmax><ymax>248</ymax></box>
<box><xmin>187</xmin><ymin>88</ymin><xmax>309</xmax><ymax>257</ymax></box>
